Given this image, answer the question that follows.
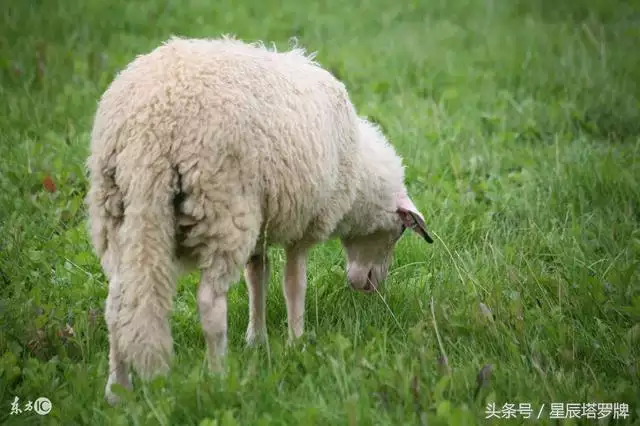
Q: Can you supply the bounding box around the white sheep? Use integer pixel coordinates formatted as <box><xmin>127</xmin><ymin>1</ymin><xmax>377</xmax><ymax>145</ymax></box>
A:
<box><xmin>86</xmin><ymin>35</ymin><xmax>434</xmax><ymax>405</ymax></box>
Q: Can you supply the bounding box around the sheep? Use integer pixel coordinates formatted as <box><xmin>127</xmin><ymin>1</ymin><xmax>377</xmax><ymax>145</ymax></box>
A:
<box><xmin>86</xmin><ymin>35</ymin><xmax>434</xmax><ymax>405</ymax></box>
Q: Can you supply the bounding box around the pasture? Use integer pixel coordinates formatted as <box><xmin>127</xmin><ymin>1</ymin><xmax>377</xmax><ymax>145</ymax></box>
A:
<box><xmin>1</xmin><ymin>0</ymin><xmax>639</xmax><ymax>424</ymax></box>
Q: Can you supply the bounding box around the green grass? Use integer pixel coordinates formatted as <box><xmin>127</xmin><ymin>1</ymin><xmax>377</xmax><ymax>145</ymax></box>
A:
<box><xmin>1</xmin><ymin>0</ymin><xmax>640</xmax><ymax>424</ymax></box>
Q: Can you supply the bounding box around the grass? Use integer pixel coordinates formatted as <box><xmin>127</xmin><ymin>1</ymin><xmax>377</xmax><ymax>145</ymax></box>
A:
<box><xmin>1</xmin><ymin>0</ymin><xmax>639</xmax><ymax>424</ymax></box>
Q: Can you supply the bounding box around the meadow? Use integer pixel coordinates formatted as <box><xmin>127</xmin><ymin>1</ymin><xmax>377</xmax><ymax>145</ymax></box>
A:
<box><xmin>1</xmin><ymin>0</ymin><xmax>639</xmax><ymax>424</ymax></box>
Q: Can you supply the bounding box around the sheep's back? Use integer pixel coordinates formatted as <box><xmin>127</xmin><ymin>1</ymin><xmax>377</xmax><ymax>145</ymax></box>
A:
<box><xmin>89</xmin><ymin>37</ymin><xmax>361</xmax><ymax>249</ymax></box>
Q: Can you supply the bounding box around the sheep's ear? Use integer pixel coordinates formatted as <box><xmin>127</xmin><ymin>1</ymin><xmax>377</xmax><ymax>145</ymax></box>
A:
<box><xmin>396</xmin><ymin>193</ymin><xmax>434</xmax><ymax>243</ymax></box>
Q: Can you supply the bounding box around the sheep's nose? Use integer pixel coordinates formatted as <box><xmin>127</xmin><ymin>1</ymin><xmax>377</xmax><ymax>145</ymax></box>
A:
<box><xmin>348</xmin><ymin>270</ymin><xmax>376</xmax><ymax>293</ymax></box>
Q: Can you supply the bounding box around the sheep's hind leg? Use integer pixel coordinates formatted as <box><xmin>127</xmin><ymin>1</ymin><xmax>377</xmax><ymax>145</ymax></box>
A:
<box><xmin>190</xmin><ymin>179</ymin><xmax>260</xmax><ymax>372</ymax></box>
<box><xmin>197</xmin><ymin>266</ymin><xmax>232</xmax><ymax>373</ymax></box>
<box><xmin>244</xmin><ymin>251</ymin><xmax>269</xmax><ymax>346</ymax></box>
<box><xmin>104</xmin><ymin>273</ymin><xmax>133</xmax><ymax>405</ymax></box>
<box><xmin>283</xmin><ymin>245</ymin><xmax>309</xmax><ymax>341</ymax></box>
<box><xmin>197</xmin><ymin>243</ymin><xmax>256</xmax><ymax>372</ymax></box>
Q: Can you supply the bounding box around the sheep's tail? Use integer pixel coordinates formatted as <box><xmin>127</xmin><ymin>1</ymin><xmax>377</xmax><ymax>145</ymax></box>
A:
<box><xmin>115</xmin><ymin>159</ymin><xmax>179</xmax><ymax>381</ymax></box>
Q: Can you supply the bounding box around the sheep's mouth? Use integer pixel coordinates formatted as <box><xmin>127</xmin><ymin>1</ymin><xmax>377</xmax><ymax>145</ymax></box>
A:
<box><xmin>346</xmin><ymin>266</ymin><xmax>378</xmax><ymax>293</ymax></box>
<box><xmin>363</xmin><ymin>269</ymin><xmax>376</xmax><ymax>293</ymax></box>
<box><xmin>360</xmin><ymin>270</ymin><xmax>376</xmax><ymax>293</ymax></box>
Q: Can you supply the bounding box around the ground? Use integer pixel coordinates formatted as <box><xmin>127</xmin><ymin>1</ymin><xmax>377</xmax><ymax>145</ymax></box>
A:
<box><xmin>1</xmin><ymin>0</ymin><xmax>639</xmax><ymax>424</ymax></box>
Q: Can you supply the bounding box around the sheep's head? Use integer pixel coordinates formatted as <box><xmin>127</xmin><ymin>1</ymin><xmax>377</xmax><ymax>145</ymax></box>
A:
<box><xmin>341</xmin><ymin>192</ymin><xmax>433</xmax><ymax>293</ymax></box>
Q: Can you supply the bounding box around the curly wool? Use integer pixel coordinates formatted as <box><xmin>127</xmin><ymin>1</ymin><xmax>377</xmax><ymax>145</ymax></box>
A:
<box><xmin>87</xmin><ymin>35</ymin><xmax>423</xmax><ymax>402</ymax></box>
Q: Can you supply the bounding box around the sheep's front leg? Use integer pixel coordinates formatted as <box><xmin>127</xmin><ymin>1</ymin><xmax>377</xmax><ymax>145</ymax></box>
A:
<box><xmin>244</xmin><ymin>252</ymin><xmax>269</xmax><ymax>346</ymax></box>
<box><xmin>283</xmin><ymin>246</ymin><xmax>308</xmax><ymax>341</ymax></box>
<box><xmin>197</xmin><ymin>268</ymin><xmax>231</xmax><ymax>373</ymax></box>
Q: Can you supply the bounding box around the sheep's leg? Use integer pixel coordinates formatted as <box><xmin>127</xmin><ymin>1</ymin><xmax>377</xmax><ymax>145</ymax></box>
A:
<box><xmin>191</xmin><ymin>178</ymin><xmax>261</xmax><ymax>370</ymax></box>
<box><xmin>197</xmin><ymin>267</ymin><xmax>233</xmax><ymax>373</ymax></box>
<box><xmin>244</xmin><ymin>252</ymin><xmax>269</xmax><ymax>346</ymax></box>
<box><xmin>283</xmin><ymin>246</ymin><xmax>308</xmax><ymax>341</ymax></box>
<box><xmin>104</xmin><ymin>273</ymin><xmax>132</xmax><ymax>405</ymax></box>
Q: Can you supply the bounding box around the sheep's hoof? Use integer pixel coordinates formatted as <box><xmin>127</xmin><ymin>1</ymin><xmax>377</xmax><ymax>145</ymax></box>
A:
<box><xmin>105</xmin><ymin>389</ymin><xmax>120</xmax><ymax>407</ymax></box>
<box><xmin>285</xmin><ymin>334</ymin><xmax>305</xmax><ymax>350</ymax></box>
<box><xmin>104</xmin><ymin>373</ymin><xmax>132</xmax><ymax>406</ymax></box>
<box><xmin>204</xmin><ymin>353</ymin><xmax>227</xmax><ymax>376</ymax></box>
<box><xmin>245</xmin><ymin>327</ymin><xmax>267</xmax><ymax>347</ymax></box>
